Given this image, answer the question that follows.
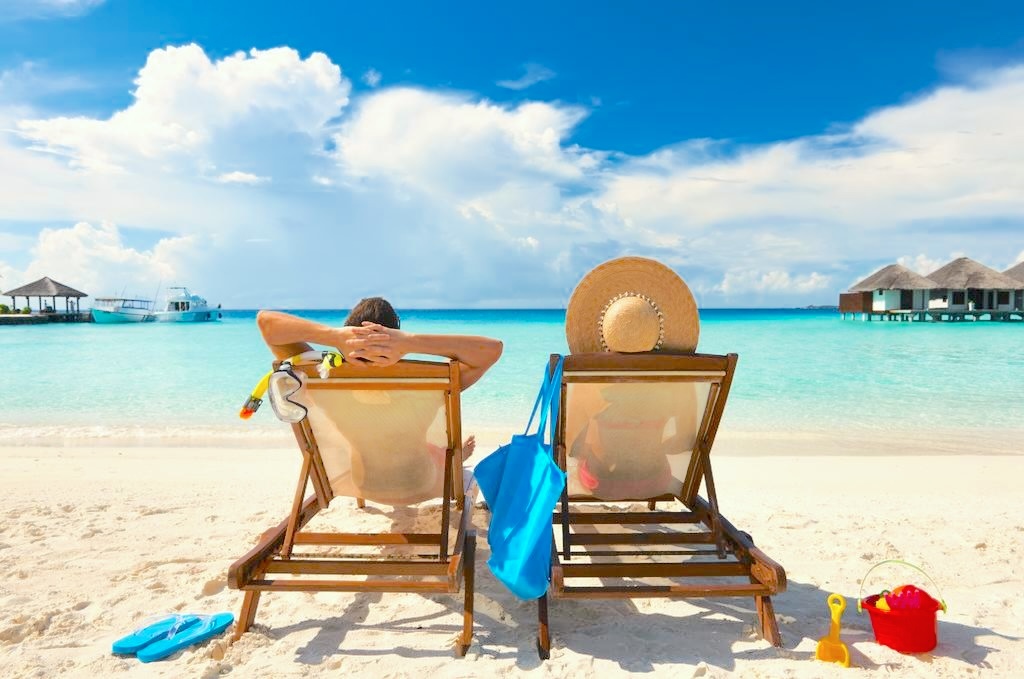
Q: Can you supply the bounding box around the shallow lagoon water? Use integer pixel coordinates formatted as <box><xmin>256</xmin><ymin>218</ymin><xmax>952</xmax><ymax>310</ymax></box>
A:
<box><xmin>1</xmin><ymin>309</ymin><xmax>1022</xmax><ymax>443</ymax></box>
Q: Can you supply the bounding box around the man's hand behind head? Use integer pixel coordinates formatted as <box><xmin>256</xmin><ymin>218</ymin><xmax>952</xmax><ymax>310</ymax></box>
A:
<box><xmin>344</xmin><ymin>322</ymin><xmax>409</xmax><ymax>366</ymax></box>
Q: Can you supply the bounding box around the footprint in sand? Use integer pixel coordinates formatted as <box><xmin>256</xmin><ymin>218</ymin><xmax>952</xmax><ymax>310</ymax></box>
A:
<box><xmin>199</xmin><ymin>662</ymin><xmax>232</xmax><ymax>678</ymax></box>
<box><xmin>72</xmin><ymin>601</ymin><xmax>91</xmax><ymax>611</ymax></box>
<box><xmin>201</xmin><ymin>578</ymin><xmax>225</xmax><ymax>597</ymax></box>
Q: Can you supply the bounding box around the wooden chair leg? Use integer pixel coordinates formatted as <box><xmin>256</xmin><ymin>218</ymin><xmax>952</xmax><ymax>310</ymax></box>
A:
<box><xmin>536</xmin><ymin>594</ymin><xmax>551</xmax><ymax>660</ymax></box>
<box><xmin>457</xmin><ymin>532</ymin><xmax>476</xmax><ymax>657</ymax></box>
<box><xmin>647</xmin><ymin>500</ymin><xmax>657</xmax><ymax>510</ymax></box>
<box><xmin>356</xmin><ymin>497</ymin><xmax>366</xmax><ymax>509</ymax></box>
<box><xmin>232</xmin><ymin>590</ymin><xmax>262</xmax><ymax>642</ymax></box>
<box><xmin>755</xmin><ymin>594</ymin><xmax>782</xmax><ymax>647</ymax></box>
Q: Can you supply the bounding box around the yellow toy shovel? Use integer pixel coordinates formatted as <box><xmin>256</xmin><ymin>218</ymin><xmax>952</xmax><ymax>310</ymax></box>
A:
<box><xmin>815</xmin><ymin>593</ymin><xmax>851</xmax><ymax>667</ymax></box>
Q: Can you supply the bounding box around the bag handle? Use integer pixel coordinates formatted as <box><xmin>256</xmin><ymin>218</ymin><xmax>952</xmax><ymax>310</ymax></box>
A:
<box><xmin>524</xmin><ymin>355</ymin><xmax>564</xmax><ymax>438</ymax></box>
<box><xmin>536</xmin><ymin>355</ymin><xmax>564</xmax><ymax>440</ymax></box>
<box><xmin>856</xmin><ymin>559</ymin><xmax>947</xmax><ymax>613</ymax></box>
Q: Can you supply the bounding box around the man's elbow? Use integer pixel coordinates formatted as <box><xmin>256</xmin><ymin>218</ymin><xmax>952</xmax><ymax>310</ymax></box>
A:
<box><xmin>486</xmin><ymin>338</ymin><xmax>503</xmax><ymax>367</ymax></box>
<box><xmin>256</xmin><ymin>309</ymin><xmax>276</xmax><ymax>340</ymax></box>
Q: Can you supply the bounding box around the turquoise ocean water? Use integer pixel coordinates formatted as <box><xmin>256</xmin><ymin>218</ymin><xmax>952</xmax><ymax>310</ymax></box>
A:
<box><xmin>1</xmin><ymin>309</ymin><xmax>1022</xmax><ymax>446</ymax></box>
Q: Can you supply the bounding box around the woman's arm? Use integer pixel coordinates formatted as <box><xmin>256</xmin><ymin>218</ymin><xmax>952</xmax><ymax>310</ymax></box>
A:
<box><xmin>255</xmin><ymin>310</ymin><xmax>389</xmax><ymax>360</ymax></box>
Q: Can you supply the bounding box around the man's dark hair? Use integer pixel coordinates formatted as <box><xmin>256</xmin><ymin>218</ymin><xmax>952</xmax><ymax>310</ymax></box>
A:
<box><xmin>344</xmin><ymin>297</ymin><xmax>400</xmax><ymax>329</ymax></box>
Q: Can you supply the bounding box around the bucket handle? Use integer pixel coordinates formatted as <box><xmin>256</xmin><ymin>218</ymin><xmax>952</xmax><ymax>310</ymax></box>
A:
<box><xmin>856</xmin><ymin>559</ymin><xmax>947</xmax><ymax>614</ymax></box>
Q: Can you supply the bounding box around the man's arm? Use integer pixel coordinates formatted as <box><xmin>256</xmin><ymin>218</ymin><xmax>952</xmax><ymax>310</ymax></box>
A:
<box><xmin>255</xmin><ymin>310</ymin><xmax>389</xmax><ymax>360</ymax></box>
<box><xmin>349</xmin><ymin>325</ymin><xmax>503</xmax><ymax>390</ymax></box>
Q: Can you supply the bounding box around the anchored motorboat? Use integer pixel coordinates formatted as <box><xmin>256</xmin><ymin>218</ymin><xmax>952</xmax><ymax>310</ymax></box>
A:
<box><xmin>91</xmin><ymin>297</ymin><xmax>155</xmax><ymax>323</ymax></box>
<box><xmin>152</xmin><ymin>287</ymin><xmax>222</xmax><ymax>322</ymax></box>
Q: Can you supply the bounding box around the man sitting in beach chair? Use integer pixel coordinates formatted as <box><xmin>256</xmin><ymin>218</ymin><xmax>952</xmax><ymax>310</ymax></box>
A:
<box><xmin>229</xmin><ymin>297</ymin><xmax>501</xmax><ymax>653</ymax></box>
<box><xmin>257</xmin><ymin>297</ymin><xmax>502</xmax><ymax>388</ymax></box>
<box><xmin>533</xmin><ymin>257</ymin><xmax>787</xmax><ymax>658</ymax></box>
<box><xmin>257</xmin><ymin>297</ymin><xmax>502</xmax><ymax>460</ymax></box>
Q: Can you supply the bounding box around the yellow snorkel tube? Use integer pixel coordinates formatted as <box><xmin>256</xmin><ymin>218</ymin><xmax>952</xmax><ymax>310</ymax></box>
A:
<box><xmin>239</xmin><ymin>350</ymin><xmax>344</xmax><ymax>420</ymax></box>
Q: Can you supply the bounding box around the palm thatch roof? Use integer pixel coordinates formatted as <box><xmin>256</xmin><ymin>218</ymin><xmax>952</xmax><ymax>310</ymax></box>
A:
<box><xmin>927</xmin><ymin>257</ymin><xmax>1024</xmax><ymax>290</ymax></box>
<box><xmin>849</xmin><ymin>264</ymin><xmax>936</xmax><ymax>292</ymax></box>
<box><xmin>1004</xmin><ymin>261</ymin><xmax>1024</xmax><ymax>283</ymax></box>
<box><xmin>2</xmin><ymin>276</ymin><xmax>88</xmax><ymax>298</ymax></box>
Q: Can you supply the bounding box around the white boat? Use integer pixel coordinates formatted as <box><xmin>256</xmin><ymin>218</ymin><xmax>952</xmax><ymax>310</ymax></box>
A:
<box><xmin>91</xmin><ymin>297</ymin><xmax>155</xmax><ymax>323</ymax></box>
<box><xmin>152</xmin><ymin>287</ymin><xmax>222</xmax><ymax>322</ymax></box>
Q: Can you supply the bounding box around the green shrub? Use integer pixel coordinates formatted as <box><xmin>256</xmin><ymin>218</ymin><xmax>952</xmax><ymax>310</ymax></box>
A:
<box><xmin>21</xmin><ymin>306</ymin><xmax>31</xmax><ymax>314</ymax></box>
<box><xmin>0</xmin><ymin>304</ymin><xmax>9</xmax><ymax>314</ymax></box>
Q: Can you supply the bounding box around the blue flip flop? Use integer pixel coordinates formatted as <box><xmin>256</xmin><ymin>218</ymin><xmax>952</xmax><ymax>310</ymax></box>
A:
<box><xmin>111</xmin><ymin>614</ymin><xmax>201</xmax><ymax>655</ymax></box>
<box><xmin>136</xmin><ymin>612</ymin><xmax>234</xmax><ymax>663</ymax></box>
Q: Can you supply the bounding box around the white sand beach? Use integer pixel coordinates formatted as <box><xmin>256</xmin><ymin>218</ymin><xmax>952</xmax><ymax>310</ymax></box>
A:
<box><xmin>2</xmin><ymin>437</ymin><xmax>1022</xmax><ymax>678</ymax></box>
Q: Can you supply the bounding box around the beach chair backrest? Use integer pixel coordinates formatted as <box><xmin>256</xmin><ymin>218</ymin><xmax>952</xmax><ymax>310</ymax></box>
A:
<box><xmin>555</xmin><ymin>353</ymin><xmax>736</xmax><ymax>504</ymax></box>
<box><xmin>283</xmin><ymin>360</ymin><xmax>463</xmax><ymax>506</ymax></box>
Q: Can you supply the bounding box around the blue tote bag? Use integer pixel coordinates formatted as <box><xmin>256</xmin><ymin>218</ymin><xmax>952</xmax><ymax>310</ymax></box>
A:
<box><xmin>474</xmin><ymin>356</ymin><xmax>566</xmax><ymax>600</ymax></box>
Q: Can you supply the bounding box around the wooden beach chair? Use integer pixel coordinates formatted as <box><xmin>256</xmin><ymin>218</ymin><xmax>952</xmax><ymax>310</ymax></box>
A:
<box><xmin>536</xmin><ymin>352</ymin><xmax>786</xmax><ymax>658</ymax></box>
<box><xmin>228</xmin><ymin>359</ymin><xmax>477</xmax><ymax>656</ymax></box>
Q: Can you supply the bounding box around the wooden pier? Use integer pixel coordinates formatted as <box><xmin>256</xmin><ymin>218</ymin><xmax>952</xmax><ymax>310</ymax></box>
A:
<box><xmin>841</xmin><ymin>310</ymin><xmax>1024</xmax><ymax>322</ymax></box>
<box><xmin>0</xmin><ymin>312</ymin><xmax>93</xmax><ymax>326</ymax></box>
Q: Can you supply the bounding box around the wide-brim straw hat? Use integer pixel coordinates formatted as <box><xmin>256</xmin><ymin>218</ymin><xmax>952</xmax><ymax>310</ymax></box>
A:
<box><xmin>565</xmin><ymin>256</ymin><xmax>699</xmax><ymax>354</ymax></box>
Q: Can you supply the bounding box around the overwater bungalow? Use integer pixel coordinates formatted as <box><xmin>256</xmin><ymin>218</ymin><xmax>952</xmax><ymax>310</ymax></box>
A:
<box><xmin>840</xmin><ymin>257</ymin><xmax>1024</xmax><ymax>322</ymax></box>
<box><xmin>926</xmin><ymin>257</ymin><xmax>1023</xmax><ymax>314</ymax></box>
<box><xmin>1004</xmin><ymin>262</ymin><xmax>1024</xmax><ymax>310</ymax></box>
<box><xmin>839</xmin><ymin>264</ymin><xmax>935</xmax><ymax>318</ymax></box>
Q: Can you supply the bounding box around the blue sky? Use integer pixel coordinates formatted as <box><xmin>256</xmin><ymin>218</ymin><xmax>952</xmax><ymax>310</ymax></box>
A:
<box><xmin>1</xmin><ymin>0</ymin><xmax>1023</xmax><ymax>307</ymax></box>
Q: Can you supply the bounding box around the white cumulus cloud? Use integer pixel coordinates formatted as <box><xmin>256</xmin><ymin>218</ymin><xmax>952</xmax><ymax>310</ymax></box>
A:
<box><xmin>16</xmin><ymin>44</ymin><xmax>350</xmax><ymax>176</ymax></box>
<box><xmin>4</xmin><ymin>222</ymin><xmax>192</xmax><ymax>301</ymax></box>
<box><xmin>335</xmin><ymin>87</ymin><xmax>595</xmax><ymax>199</ymax></box>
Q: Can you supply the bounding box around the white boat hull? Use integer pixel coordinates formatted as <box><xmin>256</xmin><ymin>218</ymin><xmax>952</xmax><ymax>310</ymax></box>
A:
<box><xmin>153</xmin><ymin>310</ymin><xmax>222</xmax><ymax>322</ymax></box>
<box><xmin>91</xmin><ymin>308</ymin><xmax>154</xmax><ymax>324</ymax></box>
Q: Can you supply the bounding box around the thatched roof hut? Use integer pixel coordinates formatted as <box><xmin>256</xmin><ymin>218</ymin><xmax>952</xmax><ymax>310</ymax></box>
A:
<box><xmin>926</xmin><ymin>257</ymin><xmax>1024</xmax><ymax>290</ymax></box>
<box><xmin>849</xmin><ymin>264</ymin><xmax>936</xmax><ymax>292</ymax></box>
<box><xmin>3</xmin><ymin>277</ymin><xmax>88</xmax><ymax>299</ymax></box>
<box><xmin>1004</xmin><ymin>261</ymin><xmax>1024</xmax><ymax>283</ymax></box>
<box><xmin>3</xmin><ymin>276</ymin><xmax>88</xmax><ymax>313</ymax></box>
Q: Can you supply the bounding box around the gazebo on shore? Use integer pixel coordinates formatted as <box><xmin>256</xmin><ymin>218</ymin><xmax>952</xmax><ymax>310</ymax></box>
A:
<box><xmin>3</xmin><ymin>277</ymin><xmax>89</xmax><ymax>314</ymax></box>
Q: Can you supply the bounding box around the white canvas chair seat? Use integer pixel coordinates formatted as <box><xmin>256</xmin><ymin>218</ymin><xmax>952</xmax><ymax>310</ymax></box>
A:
<box><xmin>300</xmin><ymin>387</ymin><xmax>450</xmax><ymax>505</ymax></box>
<box><xmin>564</xmin><ymin>381</ymin><xmax>712</xmax><ymax>501</ymax></box>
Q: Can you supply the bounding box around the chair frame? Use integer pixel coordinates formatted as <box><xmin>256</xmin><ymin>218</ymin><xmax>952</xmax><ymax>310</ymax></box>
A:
<box><xmin>228</xmin><ymin>359</ymin><xmax>477</xmax><ymax>656</ymax></box>
<box><xmin>536</xmin><ymin>352</ymin><xmax>786</xmax><ymax>658</ymax></box>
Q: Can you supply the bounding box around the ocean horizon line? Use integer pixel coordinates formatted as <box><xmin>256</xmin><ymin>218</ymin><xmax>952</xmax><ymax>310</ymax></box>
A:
<box><xmin>219</xmin><ymin>306</ymin><xmax>838</xmax><ymax>313</ymax></box>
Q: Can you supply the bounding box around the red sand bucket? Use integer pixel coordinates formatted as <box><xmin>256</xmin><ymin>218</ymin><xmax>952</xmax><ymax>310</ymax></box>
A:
<box><xmin>857</xmin><ymin>560</ymin><xmax>947</xmax><ymax>653</ymax></box>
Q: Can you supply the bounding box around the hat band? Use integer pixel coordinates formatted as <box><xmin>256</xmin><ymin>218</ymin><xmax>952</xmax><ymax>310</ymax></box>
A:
<box><xmin>598</xmin><ymin>291</ymin><xmax>665</xmax><ymax>352</ymax></box>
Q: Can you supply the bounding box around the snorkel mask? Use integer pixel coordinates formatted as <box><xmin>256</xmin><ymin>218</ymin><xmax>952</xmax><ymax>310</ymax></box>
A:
<box><xmin>239</xmin><ymin>350</ymin><xmax>343</xmax><ymax>422</ymax></box>
<box><xmin>267</xmin><ymin>361</ymin><xmax>307</xmax><ymax>424</ymax></box>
